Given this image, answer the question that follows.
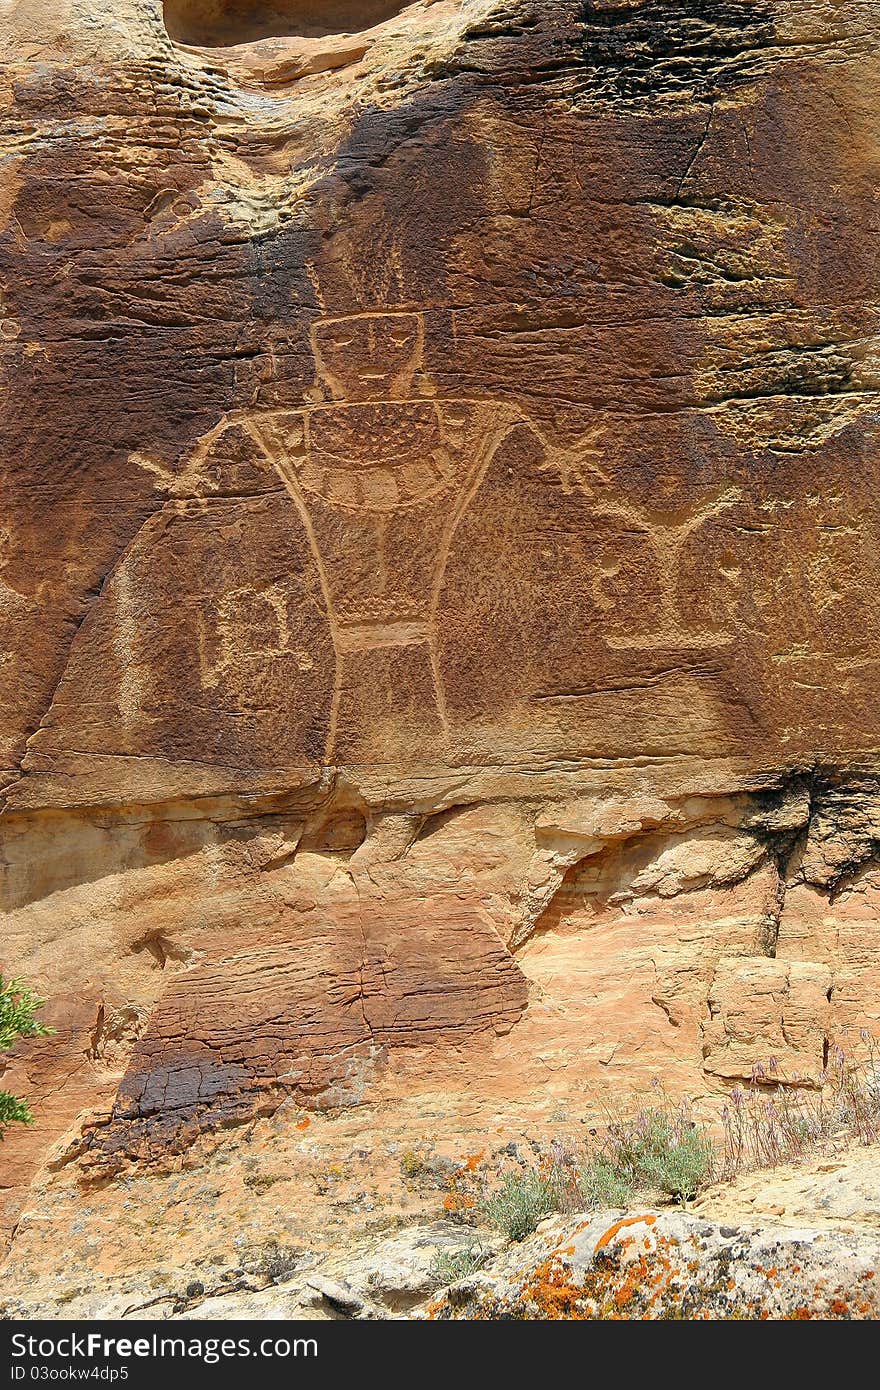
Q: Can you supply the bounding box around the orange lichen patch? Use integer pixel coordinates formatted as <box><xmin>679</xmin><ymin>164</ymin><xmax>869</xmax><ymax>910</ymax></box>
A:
<box><xmin>295</xmin><ymin>1117</ymin><xmax>311</xmax><ymax>1130</ymax></box>
<box><xmin>432</xmin><ymin>1207</ymin><xmax>880</xmax><ymax>1322</ymax></box>
<box><xmin>443</xmin><ymin>1191</ymin><xmax>475</xmax><ymax>1211</ymax></box>
<box><xmin>511</xmin><ymin>1228</ymin><xmax>686</xmax><ymax>1320</ymax></box>
<box><xmin>594</xmin><ymin>1213</ymin><xmax>657</xmax><ymax>1253</ymax></box>
<box><xmin>611</xmin><ymin>1234</ymin><xmax>679</xmax><ymax>1317</ymax></box>
<box><xmin>465</xmin><ymin>1150</ymin><xmax>485</xmax><ymax>1172</ymax></box>
<box><xmin>519</xmin><ymin>1253</ymin><xmax>591</xmax><ymax>1320</ymax></box>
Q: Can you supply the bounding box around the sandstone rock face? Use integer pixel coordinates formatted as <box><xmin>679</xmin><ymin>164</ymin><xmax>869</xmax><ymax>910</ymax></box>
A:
<box><xmin>3</xmin><ymin>0</ymin><xmax>880</xmax><ymax>1254</ymax></box>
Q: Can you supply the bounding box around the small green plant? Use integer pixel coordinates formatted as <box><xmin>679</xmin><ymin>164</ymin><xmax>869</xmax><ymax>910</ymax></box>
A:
<box><xmin>0</xmin><ymin>1091</ymin><xmax>34</xmax><ymax>1133</ymax></box>
<box><xmin>400</xmin><ymin>1149</ymin><xmax>431</xmax><ymax>1180</ymax></box>
<box><xmin>430</xmin><ymin>1243</ymin><xmax>488</xmax><ymax>1286</ymax></box>
<box><xmin>578</xmin><ymin>1153</ymin><xmax>635</xmax><ymax>1208</ymax></box>
<box><xmin>481</xmin><ymin>1168</ymin><xmax>559</xmax><ymax>1242</ymax></box>
<box><xmin>0</xmin><ymin>975</ymin><xmax>52</xmax><ymax>1139</ymax></box>
<box><xmin>581</xmin><ymin>1101</ymin><xmax>714</xmax><ymax>1206</ymax></box>
<box><xmin>632</xmin><ymin>1110</ymin><xmax>714</xmax><ymax>1200</ymax></box>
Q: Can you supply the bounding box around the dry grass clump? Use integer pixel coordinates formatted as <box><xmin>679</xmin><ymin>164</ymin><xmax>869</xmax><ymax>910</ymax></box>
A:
<box><xmin>479</xmin><ymin>1093</ymin><xmax>714</xmax><ymax>1242</ymax></box>
<box><xmin>472</xmin><ymin>1032</ymin><xmax>880</xmax><ymax>1244</ymax></box>
<box><xmin>720</xmin><ymin>1030</ymin><xmax>880</xmax><ymax>1178</ymax></box>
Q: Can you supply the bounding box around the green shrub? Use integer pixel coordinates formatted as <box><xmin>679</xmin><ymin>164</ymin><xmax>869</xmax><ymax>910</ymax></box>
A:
<box><xmin>430</xmin><ymin>1244</ymin><xmax>488</xmax><ymax>1286</ymax></box>
<box><xmin>578</xmin><ymin>1153</ymin><xmax>635</xmax><ymax>1208</ymax></box>
<box><xmin>0</xmin><ymin>1091</ymin><xmax>35</xmax><ymax>1131</ymax></box>
<box><xmin>0</xmin><ymin>976</ymin><xmax>52</xmax><ymax>1139</ymax></box>
<box><xmin>634</xmin><ymin>1114</ymin><xmax>714</xmax><ymax>1200</ymax></box>
<box><xmin>480</xmin><ymin>1168</ymin><xmax>559</xmax><ymax>1242</ymax></box>
<box><xmin>586</xmin><ymin>1103</ymin><xmax>714</xmax><ymax>1204</ymax></box>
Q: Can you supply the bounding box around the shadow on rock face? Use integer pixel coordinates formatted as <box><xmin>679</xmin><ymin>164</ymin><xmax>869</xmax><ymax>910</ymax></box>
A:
<box><xmin>163</xmin><ymin>0</ymin><xmax>412</xmax><ymax>45</ymax></box>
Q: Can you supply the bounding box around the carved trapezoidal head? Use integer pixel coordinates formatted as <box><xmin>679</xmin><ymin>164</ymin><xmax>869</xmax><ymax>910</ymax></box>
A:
<box><xmin>311</xmin><ymin>311</ymin><xmax>424</xmax><ymax>402</ymax></box>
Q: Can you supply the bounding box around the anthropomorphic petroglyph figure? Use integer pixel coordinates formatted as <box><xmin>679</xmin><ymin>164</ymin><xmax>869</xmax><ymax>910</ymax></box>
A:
<box><xmin>544</xmin><ymin>441</ymin><xmax>744</xmax><ymax>650</ymax></box>
<box><xmin>181</xmin><ymin>310</ymin><xmax>546</xmax><ymax>761</ymax></box>
<box><xmin>589</xmin><ymin>481</ymin><xmax>743</xmax><ymax>649</ymax></box>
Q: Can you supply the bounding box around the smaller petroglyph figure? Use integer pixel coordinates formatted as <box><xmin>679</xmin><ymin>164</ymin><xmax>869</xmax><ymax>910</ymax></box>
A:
<box><xmin>542</xmin><ymin>440</ymin><xmax>744</xmax><ymax>651</ymax></box>
<box><xmin>589</xmin><ymin>480</ymin><xmax>744</xmax><ymax>650</ymax></box>
<box><xmin>537</xmin><ymin>433</ymin><xmax>605</xmax><ymax>496</ymax></box>
<box><xmin>178</xmin><ymin>309</ymin><xmax>544</xmax><ymax>762</ymax></box>
<box><xmin>198</xmin><ymin>582</ymin><xmax>313</xmax><ymax>692</ymax></box>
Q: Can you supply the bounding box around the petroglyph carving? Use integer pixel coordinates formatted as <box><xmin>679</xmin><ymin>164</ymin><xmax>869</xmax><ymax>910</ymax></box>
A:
<box><xmin>589</xmin><ymin>484</ymin><xmax>744</xmax><ymax>650</ymax></box>
<box><xmin>130</xmin><ymin>416</ymin><xmax>231</xmax><ymax>499</ymax></box>
<box><xmin>198</xmin><ymin>582</ymin><xmax>314</xmax><ymax>690</ymax></box>
<box><xmin>537</xmin><ymin>431</ymin><xmax>605</xmax><ymax>496</ymax></box>
<box><xmin>181</xmin><ymin>310</ymin><xmax>544</xmax><ymax>759</ymax></box>
<box><xmin>310</xmin><ymin>310</ymin><xmax>424</xmax><ymax>405</ymax></box>
<box><xmin>542</xmin><ymin>436</ymin><xmax>744</xmax><ymax>651</ymax></box>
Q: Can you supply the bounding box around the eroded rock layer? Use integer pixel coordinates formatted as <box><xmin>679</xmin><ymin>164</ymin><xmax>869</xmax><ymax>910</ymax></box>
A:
<box><xmin>2</xmin><ymin>0</ymin><xmax>880</xmax><ymax>1241</ymax></box>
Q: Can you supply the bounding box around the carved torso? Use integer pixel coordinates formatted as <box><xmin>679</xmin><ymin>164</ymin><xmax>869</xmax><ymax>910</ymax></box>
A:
<box><xmin>303</xmin><ymin>401</ymin><xmax>452</xmax><ymax>510</ymax></box>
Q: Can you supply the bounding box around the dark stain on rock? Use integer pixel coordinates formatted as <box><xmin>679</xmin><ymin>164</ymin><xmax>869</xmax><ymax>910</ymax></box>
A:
<box><xmin>579</xmin><ymin>0</ymin><xmax>777</xmax><ymax>102</ymax></box>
